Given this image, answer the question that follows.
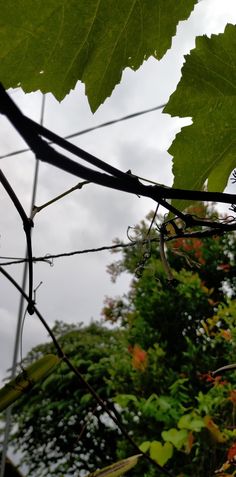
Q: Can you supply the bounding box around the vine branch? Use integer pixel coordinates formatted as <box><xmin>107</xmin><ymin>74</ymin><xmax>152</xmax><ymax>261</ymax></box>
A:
<box><xmin>0</xmin><ymin>170</ymin><xmax>34</xmax><ymax>314</ymax></box>
<box><xmin>0</xmin><ymin>84</ymin><xmax>236</xmax><ymax>223</ymax></box>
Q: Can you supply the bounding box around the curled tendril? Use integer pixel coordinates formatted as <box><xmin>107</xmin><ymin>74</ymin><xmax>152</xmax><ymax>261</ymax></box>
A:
<box><xmin>161</xmin><ymin>218</ymin><xmax>185</xmax><ymax>238</ymax></box>
<box><xmin>229</xmin><ymin>204</ymin><xmax>236</xmax><ymax>214</ymax></box>
<box><xmin>44</xmin><ymin>254</ymin><xmax>54</xmax><ymax>267</ymax></box>
<box><xmin>135</xmin><ymin>265</ymin><xmax>144</xmax><ymax>278</ymax></box>
<box><xmin>33</xmin><ymin>281</ymin><xmax>43</xmax><ymax>304</ymax></box>
<box><xmin>221</xmin><ymin>215</ymin><xmax>236</xmax><ymax>224</ymax></box>
<box><xmin>134</xmin><ymin>238</ymin><xmax>152</xmax><ymax>278</ymax></box>
<box><xmin>231</xmin><ymin>169</ymin><xmax>236</xmax><ymax>184</ymax></box>
<box><xmin>206</xmin><ymin>214</ymin><xmax>236</xmax><ymax>225</ymax></box>
<box><xmin>127</xmin><ymin>226</ymin><xmax>138</xmax><ymax>242</ymax></box>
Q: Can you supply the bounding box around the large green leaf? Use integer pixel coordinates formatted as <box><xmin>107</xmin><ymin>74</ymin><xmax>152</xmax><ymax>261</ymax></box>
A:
<box><xmin>0</xmin><ymin>0</ymin><xmax>196</xmax><ymax>111</ymax></box>
<box><xmin>114</xmin><ymin>393</ymin><xmax>138</xmax><ymax>407</ymax></box>
<box><xmin>164</xmin><ymin>23</ymin><xmax>236</xmax><ymax>211</ymax></box>
<box><xmin>0</xmin><ymin>354</ymin><xmax>60</xmax><ymax>412</ymax></box>
<box><xmin>86</xmin><ymin>455</ymin><xmax>141</xmax><ymax>477</ymax></box>
<box><xmin>139</xmin><ymin>441</ymin><xmax>151</xmax><ymax>453</ymax></box>
<box><xmin>161</xmin><ymin>428</ymin><xmax>188</xmax><ymax>450</ymax></box>
<box><xmin>149</xmin><ymin>441</ymin><xmax>173</xmax><ymax>467</ymax></box>
<box><xmin>177</xmin><ymin>413</ymin><xmax>205</xmax><ymax>432</ymax></box>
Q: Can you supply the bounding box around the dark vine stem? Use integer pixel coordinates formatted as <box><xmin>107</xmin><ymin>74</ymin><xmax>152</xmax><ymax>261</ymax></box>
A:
<box><xmin>0</xmin><ymin>266</ymin><xmax>174</xmax><ymax>477</ymax></box>
<box><xmin>0</xmin><ymin>170</ymin><xmax>34</xmax><ymax>314</ymax></box>
<box><xmin>0</xmin><ymin>84</ymin><xmax>236</xmax><ymax>218</ymax></box>
<box><xmin>147</xmin><ymin>203</ymin><xmax>160</xmax><ymax>236</ymax></box>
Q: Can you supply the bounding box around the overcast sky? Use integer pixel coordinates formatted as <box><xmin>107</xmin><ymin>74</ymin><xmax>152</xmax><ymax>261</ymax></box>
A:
<box><xmin>1</xmin><ymin>0</ymin><xmax>236</xmax><ymax>385</ymax></box>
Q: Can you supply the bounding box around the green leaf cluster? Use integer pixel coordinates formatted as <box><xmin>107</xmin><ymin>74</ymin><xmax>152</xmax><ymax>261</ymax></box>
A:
<box><xmin>6</xmin><ymin>207</ymin><xmax>236</xmax><ymax>477</ymax></box>
<box><xmin>7</xmin><ymin>323</ymin><xmax>129</xmax><ymax>476</ymax></box>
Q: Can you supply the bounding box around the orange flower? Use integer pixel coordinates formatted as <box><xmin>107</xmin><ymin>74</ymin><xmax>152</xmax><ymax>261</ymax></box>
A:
<box><xmin>198</xmin><ymin>373</ymin><xmax>228</xmax><ymax>386</ymax></box>
<box><xmin>185</xmin><ymin>432</ymin><xmax>194</xmax><ymax>454</ymax></box>
<box><xmin>131</xmin><ymin>344</ymin><xmax>148</xmax><ymax>371</ymax></box>
<box><xmin>227</xmin><ymin>442</ymin><xmax>236</xmax><ymax>461</ymax></box>
<box><xmin>221</xmin><ymin>329</ymin><xmax>232</xmax><ymax>341</ymax></box>
<box><xmin>229</xmin><ymin>390</ymin><xmax>236</xmax><ymax>404</ymax></box>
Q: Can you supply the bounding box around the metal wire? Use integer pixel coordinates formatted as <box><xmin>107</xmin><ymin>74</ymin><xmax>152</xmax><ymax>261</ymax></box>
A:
<box><xmin>0</xmin><ymin>95</ymin><xmax>46</xmax><ymax>477</ymax></box>
<box><xmin>0</xmin><ymin>102</ymin><xmax>166</xmax><ymax>160</ymax></box>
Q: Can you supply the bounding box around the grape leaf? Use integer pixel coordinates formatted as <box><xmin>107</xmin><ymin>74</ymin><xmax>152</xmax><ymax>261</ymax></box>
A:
<box><xmin>164</xmin><ymin>23</ymin><xmax>236</xmax><ymax>211</ymax></box>
<box><xmin>161</xmin><ymin>428</ymin><xmax>188</xmax><ymax>450</ymax></box>
<box><xmin>178</xmin><ymin>413</ymin><xmax>205</xmax><ymax>432</ymax></box>
<box><xmin>139</xmin><ymin>441</ymin><xmax>151</xmax><ymax>453</ymax></box>
<box><xmin>149</xmin><ymin>441</ymin><xmax>173</xmax><ymax>467</ymax></box>
<box><xmin>0</xmin><ymin>0</ymin><xmax>196</xmax><ymax>111</ymax></box>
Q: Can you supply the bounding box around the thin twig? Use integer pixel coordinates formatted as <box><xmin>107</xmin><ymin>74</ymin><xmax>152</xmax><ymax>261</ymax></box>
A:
<box><xmin>0</xmin><ymin>170</ymin><xmax>34</xmax><ymax>314</ymax></box>
<box><xmin>32</xmin><ymin>180</ymin><xmax>90</xmax><ymax>217</ymax></box>
<box><xmin>76</xmin><ymin>406</ymin><xmax>99</xmax><ymax>443</ymax></box>
<box><xmin>147</xmin><ymin>204</ymin><xmax>159</xmax><ymax>236</ymax></box>
<box><xmin>0</xmin><ymin>240</ymin><xmax>160</xmax><ymax>266</ymax></box>
<box><xmin>0</xmin><ymin>266</ymin><xmax>63</xmax><ymax>357</ymax></box>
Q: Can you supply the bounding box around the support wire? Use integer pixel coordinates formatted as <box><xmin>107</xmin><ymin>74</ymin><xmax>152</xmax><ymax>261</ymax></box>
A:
<box><xmin>0</xmin><ymin>95</ymin><xmax>46</xmax><ymax>477</ymax></box>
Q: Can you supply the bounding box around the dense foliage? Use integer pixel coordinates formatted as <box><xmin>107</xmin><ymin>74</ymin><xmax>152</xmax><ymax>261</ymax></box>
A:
<box><xmin>8</xmin><ymin>323</ymin><xmax>127</xmax><ymax>476</ymax></box>
<box><xmin>8</xmin><ymin>207</ymin><xmax>236</xmax><ymax>477</ymax></box>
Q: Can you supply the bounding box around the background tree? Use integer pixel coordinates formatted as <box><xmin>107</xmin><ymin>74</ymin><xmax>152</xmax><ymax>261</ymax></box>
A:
<box><xmin>8</xmin><ymin>206</ymin><xmax>236</xmax><ymax>477</ymax></box>
<box><xmin>8</xmin><ymin>322</ymin><xmax>128</xmax><ymax>477</ymax></box>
